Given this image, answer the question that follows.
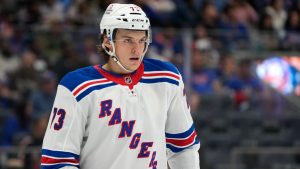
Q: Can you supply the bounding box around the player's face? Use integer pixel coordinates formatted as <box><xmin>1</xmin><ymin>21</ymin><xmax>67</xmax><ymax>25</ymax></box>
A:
<box><xmin>113</xmin><ymin>29</ymin><xmax>147</xmax><ymax>73</ymax></box>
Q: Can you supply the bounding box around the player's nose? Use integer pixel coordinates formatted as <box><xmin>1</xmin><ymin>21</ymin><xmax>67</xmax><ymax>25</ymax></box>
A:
<box><xmin>131</xmin><ymin>45</ymin><xmax>142</xmax><ymax>55</ymax></box>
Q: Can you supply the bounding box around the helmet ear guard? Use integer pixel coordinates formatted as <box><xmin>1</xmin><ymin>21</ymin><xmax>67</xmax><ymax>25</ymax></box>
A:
<box><xmin>101</xmin><ymin>43</ymin><xmax>114</xmax><ymax>57</ymax></box>
<box><xmin>101</xmin><ymin>32</ymin><xmax>115</xmax><ymax>57</ymax></box>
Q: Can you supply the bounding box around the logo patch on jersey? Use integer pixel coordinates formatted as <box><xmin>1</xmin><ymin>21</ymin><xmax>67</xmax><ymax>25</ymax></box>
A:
<box><xmin>124</xmin><ymin>76</ymin><xmax>132</xmax><ymax>84</ymax></box>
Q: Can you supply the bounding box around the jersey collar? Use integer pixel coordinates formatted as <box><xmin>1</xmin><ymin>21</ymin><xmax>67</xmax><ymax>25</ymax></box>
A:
<box><xmin>93</xmin><ymin>63</ymin><xmax>144</xmax><ymax>89</ymax></box>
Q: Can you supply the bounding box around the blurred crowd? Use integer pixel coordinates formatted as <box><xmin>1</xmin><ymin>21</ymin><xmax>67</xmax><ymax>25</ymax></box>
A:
<box><xmin>0</xmin><ymin>0</ymin><xmax>300</xmax><ymax>168</ymax></box>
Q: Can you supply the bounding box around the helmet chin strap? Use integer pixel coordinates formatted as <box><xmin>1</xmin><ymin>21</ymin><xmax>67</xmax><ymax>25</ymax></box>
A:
<box><xmin>102</xmin><ymin>43</ymin><xmax>133</xmax><ymax>73</ymax></box>
<box><xmin>102</xmin><ymin>41</ymin><xmax>149</xmax><ymax>74</ymax></box>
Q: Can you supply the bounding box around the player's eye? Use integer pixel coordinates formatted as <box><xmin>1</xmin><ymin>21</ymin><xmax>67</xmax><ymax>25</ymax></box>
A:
<box><xmin>115</xmin><ymin>38</ymin><xmax>147</xmax><ymax>46</ymax></box>
<box><xmin>123</xmin><ymin>38</ymin><xmax>132</xmax><ymax>44</ymax></box>
<box><xmin>139</xmin><ymin>38</ymin><xmax>148</xmax><ymax>44</ymax></box>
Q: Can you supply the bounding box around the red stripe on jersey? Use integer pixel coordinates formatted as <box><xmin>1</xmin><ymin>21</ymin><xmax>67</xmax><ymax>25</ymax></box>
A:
<box><xmin>166</xmin><ymin>131</ymin><xmax>197</xmax><ymax>147</ymax></box>
<box><xmin>41</xmin><ymin>156</ymin><xmax>79</xmax><ymax>164</ymax></box>
<box><xmin>73</xmin><ymin>79</ymin><xmax>110</xmax><ymax>96</ymax></box>
<box><xmin>143</xmin><ymin>72</ymin><xmax>180</xmax><ymax>80</ymax></box>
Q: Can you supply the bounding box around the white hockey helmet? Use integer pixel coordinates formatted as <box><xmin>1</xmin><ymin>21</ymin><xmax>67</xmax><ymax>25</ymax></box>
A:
<box><xmin>100</xmin><ymin>3</ymin><xmax>151</xmax><ymax>42</ymax></box>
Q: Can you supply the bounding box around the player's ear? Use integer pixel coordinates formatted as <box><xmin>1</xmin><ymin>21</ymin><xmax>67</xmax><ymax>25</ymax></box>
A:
<box><xmin>102</xmin><ymin>36</ymin><xmax>113</xmax><ymax>51</ymax></box>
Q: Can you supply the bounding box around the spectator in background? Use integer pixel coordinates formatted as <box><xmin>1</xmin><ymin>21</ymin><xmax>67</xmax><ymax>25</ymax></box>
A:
<box><xmin>172</xmin><ymin>0</ymin><xmax>199</xmax><ymax>27</ymax></box>
<box><xmin>0</xmin><ymin>38</ymin><xmax>20</xmax><ymax>79</ymax></box>
<box><xmin>0</xmin><ymin>79</ymin><xmax>16</xmax><ymax>112</ymax></box>
<box><xmin>193</xmin><ymin>0</ymin><xmax>228</xmax><ymax>12</ymax></box>
<box><xmin>229</xmin><ymin>0</ymin><xmax>258</xmax><ymax>27</ymax></box>
<box><xmin>29</xmin><ymin>114</ymin><xmax>49</xmax><ymax>146</ymax></box>
<box><xmin>82</xmin><ymin>36</ymin><xmax>103</xmax><ymax>65</ymax></box>
<box><xmin>39</xmin><ymin>0</ymin><xmax>65</xmax><ymax>25</ymax></box>
<box><xmin>285</xmin><ymin>10</ymin><xmax>300</xmax><ymax>32</ymax></box>
<box><xmin>191</xmin><ymin>44</ymin><xmax>221</xmax><ymax>95</ymax></box>
<box><xmin>238</xmin><ymin>59</ymin><xmax>263</xmax><ymax>91</ymax></box>
<box><xmin>53</xmin><ymin>41</ymin><xmax>88</xmax><ymax>79</ymax></box>
<box><xmin>217</xmin><ymin>55</ymin><xmax>239</xmax><ymax>91</ymax></box>
<box><xmin>41</xmin><ymin>20</ymin><xmax>67</xmax><ymax>65</ymax></box>
<box><xmin>28</xmin><ymin>71</ymin><xmax>57</xmax><ymax>119</ymax></box>
<box><xmin>148</xmin><ymin>27</ymin><xmax>183</xmax><ymax>62</ymax></box>
<box><xmin>235</xmin><ymin>58</ymin><xmax>264</xmax><ymax>111</ymax></box>
<box><xmin>219</xmin><ymin>3</ymin><xmax>250</xmax><ymax>51</ymax></box>
<box><xmin>217</xmin><ymin>55</ymin><xmax>246</xmax><ymax>110</ymax></box>
<box><xmin>258</xmin><ymin>13</ymin><xmax>279</xmax><ymax>50</ymax></box>
<box><xmin>217</xmin><ymin>56</ymin><xmax>265</xmax><ymax>111</ymax></box>
<box><xmin>265</xmin><ymin>0</ymin><xmax>287</xmax><ymax>39</ymax></box>
<box><xmin>283</xmin><ymin>9</ymin><xmax>300</xmax><ymax>50</ymax></box>
<box><xmin>28</xmin><ymin>35</ymin><xmax>48</xmax><ymax>64</ymax></box>
<box><xmin>259</xmin><ymin>13</ymin><xmax>274</xmax><ymax>31</ymax></box>
<box><xmin>198</xmin><ymin>1</ymin><xmax>221</xmax><ymax>32</ymax></box>
<box><xmin>194</xmin><ymin>25</ymin><xmax>210</xmax><ymax>59</ymax></box>
<box><xmin>10</xmin><ymin>50</ymin><xmax>42</xmax><ymax>96</ymax></box>
<box><xmin>67</xmin><ymin>0</ymin><xmax>99</xmax><ymax>26</ymax></box>
<box><xmin>249</xmin><ymin>0</ymin><xmax>270</xmax><ymax>14</ymax></box>
<box><xmin>193</xmin><ymin>24</ymin><xmax>220</xmax><ymax>56</ymax></box>
<box><xmin>0</xmin><ymin>21</ymin><xmax>23</xmax><ymax>55</ymax></box>
<box><xmin>146</xmin><ymin>0</ymin><xmax>177</xmax><ymax>25</ymax></box>
<box><xmin>17</xmin><ymin>0</ymin><xmax>41</xmax><ymax>25</ymax></box>
<box><xmin>0</xmin><ymin>100</ymin><xmax>32</xmax><ymax>146</ymax></box>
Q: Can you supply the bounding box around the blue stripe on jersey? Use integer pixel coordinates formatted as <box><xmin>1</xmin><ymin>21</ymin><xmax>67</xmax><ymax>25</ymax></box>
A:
<box><xmin>41</xmin><ymin>163</ymin><xmax>80</xmax><ymax>169</ymax></box>
<box><xmin>143</xmin><ymin>58</ymin><xmax>179</xmax><ymax>75</ymax></box>
<box><xmin>166</xmin><ymin>139</ymin><xmax>200</xmax><ymax>153</ymax></box>
<box><xmin>41</xmin><ymin>149</ymin><xmax>79</xmax><ymax>159</ymax></box>
<box><xmin>60</xmin><ymin>66</ymin><xmax>105</xmax><ymax>92</ymax></box>
<box><xmin>76</xmin><ymin>82</ymin><xmax>116</xmax><ymax>101</ymax></box>
<box><xmin>140</xmin><ymin>78</ymin><xmax>179</xmax><ymax>86</ymax></box>
<box><xmin>165</xmin><ymin>124</ymin><xmax>195</xmax><ymax>139</ymax></box>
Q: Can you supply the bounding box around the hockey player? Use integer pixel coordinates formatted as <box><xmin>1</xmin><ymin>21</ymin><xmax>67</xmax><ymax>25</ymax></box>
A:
<box><xmin>41</xmin><ymin>3</ymin><xmax>200</xmax><ymax>169</ymax></box>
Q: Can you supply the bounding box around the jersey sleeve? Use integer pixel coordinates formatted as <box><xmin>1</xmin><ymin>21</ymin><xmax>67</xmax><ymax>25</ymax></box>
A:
<box><xmin>41</xmin><ymin>84</ymin><xmax>87</xmax><ymax>169</ymax></box>
<box><xmin>166</xmin><ymin>73</ymin><xmax>200</xmax><ymax>169</ymax></box>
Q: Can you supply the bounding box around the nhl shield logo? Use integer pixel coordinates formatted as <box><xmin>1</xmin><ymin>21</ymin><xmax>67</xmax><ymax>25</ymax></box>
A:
<box><xmin>124</xmin><ymin>76</ymin><xmax>132</xmax><ymax>84</ymax></box>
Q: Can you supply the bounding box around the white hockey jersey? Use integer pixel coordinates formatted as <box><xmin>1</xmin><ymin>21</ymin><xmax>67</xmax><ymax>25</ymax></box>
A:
<box><xmin>41</xmin><ymin>58</ymin><xmax>200</xmax><ymax>169</ymax></box>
